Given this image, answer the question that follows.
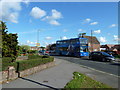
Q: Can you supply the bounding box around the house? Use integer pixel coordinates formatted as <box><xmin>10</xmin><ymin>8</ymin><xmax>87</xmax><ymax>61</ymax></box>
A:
<box><xmin>114</xmin><ymin>44</ymin><xmax>120</xmax><ymax>55</ymax></box>
<box><xmin>30</xmin><ymin>46</ymin><xmax>42</xmax><ymax>51</ymax></box>
<box><xmin>82</xmin><ymin>36</ymin><xmax>100</xmax><ymax>52</ymax></box>
<box><xmin>100</xmin><ymin>44</ymin><xmax>115</xmax><ymax>51</ymax></box>
<box><xmin>100</xmin><ymin>44</ymin><xmax>120</xmax><ymax>55</ymax></box>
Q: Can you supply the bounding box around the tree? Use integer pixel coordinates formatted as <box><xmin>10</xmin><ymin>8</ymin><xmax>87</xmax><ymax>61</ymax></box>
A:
<box><xmin>19</xmin><ymin>45</ymin><xmax>30</xmax><ymax>55</ymax></box>
<box><xmin>1</xmin><ymin>21</ymin><xmax>19</xmax><ymax>62</ymax></box>
<box><xmin>40</xmin><ymin>46</ymin><xmax>45</xmax><ymax>50</ymax></box>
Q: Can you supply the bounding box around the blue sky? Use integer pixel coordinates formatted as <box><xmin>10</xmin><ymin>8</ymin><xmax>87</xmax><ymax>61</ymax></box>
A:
<box><xmin>0</xmin><ymin>1</ymin><xmax>119</xmax><ymax>46</ymax></box>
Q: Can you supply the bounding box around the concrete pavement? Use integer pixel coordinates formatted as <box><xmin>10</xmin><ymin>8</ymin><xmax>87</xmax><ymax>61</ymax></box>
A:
<box><xmin>3</xmin><ymin>58</ymin><xmax>119</xmax><ymax>89</ymax></box>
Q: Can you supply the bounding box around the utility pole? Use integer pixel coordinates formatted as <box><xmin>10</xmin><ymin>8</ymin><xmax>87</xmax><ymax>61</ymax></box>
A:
<box><xmin>91</xmin><ymin>30</ymin><xmax>93</xmax><ymax>52</ymax></box>
<box><xmin>37</xmin><ymin>29</ymin><xmax>40</xmax><ymax>53</ymax></box>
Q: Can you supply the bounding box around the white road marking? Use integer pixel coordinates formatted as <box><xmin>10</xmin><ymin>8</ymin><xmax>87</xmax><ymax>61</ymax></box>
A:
<box><xmin>79</xmin><ymin>64</ymin><xmax>120</xmax><ymax>78</ymax></box>
<box><xmin>55</xmin><ymin>57</ymin><xmax>120</xmax><ymax>78</ymax></box>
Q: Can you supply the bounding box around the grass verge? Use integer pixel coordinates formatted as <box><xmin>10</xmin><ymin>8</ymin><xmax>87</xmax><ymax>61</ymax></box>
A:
<box><xmin>64</xmin><ymin>72</ymin><xmax>112</xmax><ymax>88</ymax></box>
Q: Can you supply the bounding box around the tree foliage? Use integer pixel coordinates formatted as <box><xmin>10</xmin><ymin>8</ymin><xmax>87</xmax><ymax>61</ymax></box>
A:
<box><xmin>1</xmin><ymin>21</ymin><xmax>19</xmax><ymax>61</ymax></box>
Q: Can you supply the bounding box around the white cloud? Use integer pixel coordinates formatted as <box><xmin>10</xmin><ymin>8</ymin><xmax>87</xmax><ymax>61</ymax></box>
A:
<box><xmin>99</xmin><ymin>37</ymin><xmax>107</xmax><ymax>43</ymax></box>
<box><xmin>85</xmin><ymin>18</ymin><xmax>91</xmax><ymax>22</ymax></box>
<box><xmin>23</xmin><ymin>0</ymin><xmax>30</xmax><ymax>5</ymax></box>
<box><xmin>93</xmin><ymin>30</ymin><xmax>101</xmax><ymax>34</ymax></box>
<box><xmin>30</xmin><ymin>7</ymin><xmax>46</xmax><ymax>19</ymax></box>
<box><xmin>43</xmin><ymin>41</ymin><xmax>49</xmax><ymax>46</ymax></box>
<box><xmin>63</xmin><ymin>29</ymin><xmax>68</xmax><ymax>32</ymax></box>
<box><xmin>78</xmin><ymin>29</ymin><xmax>86</xmax><ymax>32</ymax></box>
<box><xmin>51</xmin><ymin>9</ymin><xmax>62</xmax><ymax>19</ymax></box>
<box><xmin>82</xmin><ymin>18</ymin><xmax>91</xmax><ymax>24</ymax></box>
<box><xmin>62</xmin><ymin>36</ymin><xmax>67</xmax><ymax>40</ymax></box>
<box><xmin>42</xmin><ymin>9</ymin><xmax>62</xmax><ymax>26</ymax></box>
<box><xmin>90</xmin><ymin>22</ymin><xmax>98</xmax><ymax>25</ymax></box>
<box><xmin>0</xmin><ymin>0</ymin><xmax>22</xmax><ymax>23</ymax></box>
<box><xmin>27</xmin><ymin>40</ymin><xmax>36</xmax><ymax>45</ymax></box>
<box><xmin>49</xmin><ymin>20</ymin><xmax>60</xmax><ymax>26</ymax></box>
<box><xmin>109</xmin><ymin>24</ymin><xmax>117</xmax><ymax>28</ymax></box>
<box><xmin>113</xmin><ymin>35</ymin><xmax>120</xmax><ymax>41</ymax></box>
<box><xmin>51</xmin><ymin>41</ymin><xmax>56</xmax><ymax>44</ymax></box>
<box><xmin>45</xmin><ymin>37</ymin><xmax>52</xmax><ymax>40</ymax></box>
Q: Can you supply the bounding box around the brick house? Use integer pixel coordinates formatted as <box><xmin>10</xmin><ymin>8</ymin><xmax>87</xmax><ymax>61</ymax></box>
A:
<box><xmin>30</xmin><ymin>46</ymin><xmax>42</xmax><ymax>51</ymax></box>
<box><xmin>100</xmin><ymin>44</ymin><xmax>120</xmax><ymax>55</ymax></box>
<box><xmin>114</xmin><ymin>44</ymin><xmax>120</xmax><ymax>55</ymax></box>
<box><xmin>100</xmin><ymin>44</ymin><xmax>114</xmax><ymax>51</ymax></box>
<box><xmin>82</xmin><ymin>36</ymin><xmax>100</xmax><ymax>52</ymax></box>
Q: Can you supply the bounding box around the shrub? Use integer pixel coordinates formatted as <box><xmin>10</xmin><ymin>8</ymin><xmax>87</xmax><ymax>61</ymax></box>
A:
<box><xmin>2</xmin><ymin>57</ymin><xmax>17</xmax><ymax>71</ymax></box>
<box><xmin>28</xmin><ymin>55</ymin><xmax>43</xmax><ymax>59</ymax></box>
<box><xmin>115</xmin><ymin>55</ymin><xmax>120</xmax><ymax>58</ymax></box>
<box><xmin>27</xmin><ymin>50</ymin><xmax>37</xmax><ymax>54</ymax></box>
<box><xmin>2</xmin><ymin>62</ymin><xmax>17</xmax><ymax>71</ymax></box>
<box><xmin>17</xmin><ymin>56</ymin><xmax>54</xmax><ymax>71</ymax></box>
<box><xmin>2</xmin><ymin>55</ymin><xmax>54</xmax><ymax>71</ymax></box>
<box><xmin>2</xmin><ymin>57</ymin><xmax>13</xmax><ymax>63</ymax></box>
<box><xmin>42</xmin><ymin>55</ymin><xmax>50</xmax><ymax>58</ymax></box>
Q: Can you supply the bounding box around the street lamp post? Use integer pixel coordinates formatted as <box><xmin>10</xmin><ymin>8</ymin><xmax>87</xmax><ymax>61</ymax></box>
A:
<box><xmin>37</xmin><ymin>29</ymin><xmax>41</xmax><ymax>53</ymax></box>
<box><xmin>91</xmin><ymin>30</ymin><xmax>93</xmax><ymax>52</ymax></box>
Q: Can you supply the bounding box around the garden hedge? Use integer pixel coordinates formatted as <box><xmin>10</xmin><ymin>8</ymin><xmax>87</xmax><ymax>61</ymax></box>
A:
<box><xmin>1</xmin><ymin>55</ymin><xmax>54</xmax><ymax>71</ymax></box>
<box><xmin>2</xmin><ymin>57</ymin><xmax>17</xmax><ymax>71</ymax></box>
<box><xmin>17</xmin><ymin>56</ymin><xmax>54</xmax><ymax>71</ymax></box>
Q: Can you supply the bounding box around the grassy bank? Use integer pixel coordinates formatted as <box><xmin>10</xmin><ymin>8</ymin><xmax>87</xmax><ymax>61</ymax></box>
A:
<box><xmin>64</xmin><ymin>72</ymin><xmax>112</xmax><ymax>88</ymax></box>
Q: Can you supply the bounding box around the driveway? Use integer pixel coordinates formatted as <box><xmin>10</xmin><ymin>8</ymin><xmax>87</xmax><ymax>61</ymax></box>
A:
<box><xmin>3</xmin><ymin>57</ymin><xmax>119</xmax><ymax>89</ymax></box>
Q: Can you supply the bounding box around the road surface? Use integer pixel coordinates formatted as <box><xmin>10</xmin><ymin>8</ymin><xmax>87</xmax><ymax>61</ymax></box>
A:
<box><xmin>55</xmin><ymin>56</ymin><xmax>120</xmax><ymax>76</ymax></box>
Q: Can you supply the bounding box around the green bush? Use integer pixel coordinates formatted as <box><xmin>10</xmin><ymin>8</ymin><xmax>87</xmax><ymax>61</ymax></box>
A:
<box><xmin>27</xmin><ymin>50</ymin><xmax>37</xmax><ymax>54</ymax></box>
<box><xmin>2</xmin><ymin>57</ymin><xmax>13</xmax><ymax>63</ymax></box>
<box><xmin>42</xmin><ymin>55</ymin><xmax>50</xmax><ymax>58</ymax></box>
<box><xmin>2</xmin><ymin>57</ymin><xmax>17</xmax><ymax>71</ymax></box>
<box><xmin>2</xmin><ymin>62</ymin><xmax>17</xmax><ymax>71</ymax></box>
<box><xmin>17</xmin><ymin>56</ymin><xmax>54</xmax><ymax>71</ymax></box>
<box><xmin>2</xmin><ymin>55</ymin><xmax>54</xmax><ymax>71</ymax></box>
<box><xmin>115</xmin><ymin>55</ymin><xmax>120</xmax><ymax>58</ymax></box>
<box><xmin>28</xmin><ymin>55</ymin><xmax>43</xmax><ymax>59</ymax></box>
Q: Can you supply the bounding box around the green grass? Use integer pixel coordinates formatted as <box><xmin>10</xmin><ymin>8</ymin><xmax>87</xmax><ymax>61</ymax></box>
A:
<box><xmin>64</xmin><ymin>72</ymin><xmax>112</xmax><ymax>88</ymax></box>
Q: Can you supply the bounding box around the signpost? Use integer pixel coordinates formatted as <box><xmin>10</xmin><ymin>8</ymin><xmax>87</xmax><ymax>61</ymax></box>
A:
<box><xmin>36</xmin><ymin>43</ymin><xmax>40</xmax><ymax>47</ymax></box>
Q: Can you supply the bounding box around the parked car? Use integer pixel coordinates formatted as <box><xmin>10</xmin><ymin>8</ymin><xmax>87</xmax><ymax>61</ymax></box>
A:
<box><xmin>105</xmin><ymin>51</ymin><xmax>118</xmax><ymax>56</ymax></box>
<box><xmin>39</xmin><ymin>50</ymin><xmax>49</xmax><ymax>55</ymax></box>
<box><xmin>39</xmin><ymin>50</ymin><xmax>45</xmax><ymax>55</ymax></box>
<box><xmin>89</xmin><ymin>51</ymin><xmax>115</xmax><ymax>62</ymax></box>
<box><xmin>44</xmin><ymin>51</ymin><xmax>50</xmax><ymax>55</ymax></box>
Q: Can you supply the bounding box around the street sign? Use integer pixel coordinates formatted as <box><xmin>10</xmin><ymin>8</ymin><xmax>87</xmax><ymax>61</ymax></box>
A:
<box><xmin>36</xmin><ymin>43</ymin><xmax>40</xmax><ymax>46</ymax></box>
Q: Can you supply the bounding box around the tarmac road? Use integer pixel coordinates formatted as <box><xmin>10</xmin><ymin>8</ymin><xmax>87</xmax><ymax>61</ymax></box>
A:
<box><xmin>55</xmin><ymin>56</ymin><xmax>120</xmax><ymax>77</ymax></box>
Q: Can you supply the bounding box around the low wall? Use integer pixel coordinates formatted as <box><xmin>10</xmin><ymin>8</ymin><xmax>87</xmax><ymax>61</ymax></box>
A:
<box><xmin>19</xmin><ymin>61</ymin><xmax>55</xmax><ymax>77</ymax></box>
<box><xmin>0</xmin><ymin>66</ymin><xmax>18</xmax><ymax>84</ymax></box>
<box><xmin>0</xmin><ymin>61</ymin><xmax>55</xmax><ymax>83</ymax></box>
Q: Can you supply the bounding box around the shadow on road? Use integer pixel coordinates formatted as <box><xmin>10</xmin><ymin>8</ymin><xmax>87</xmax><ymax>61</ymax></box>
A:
<box><xmin>20</xmin><ymin>77</ymin><xmax>59</xmax><ymax>90</ymax></box>
<box><xmin>110</xmin><ymin>63</ymin><xmax>120</xmax><ymax>66</ymax></box>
